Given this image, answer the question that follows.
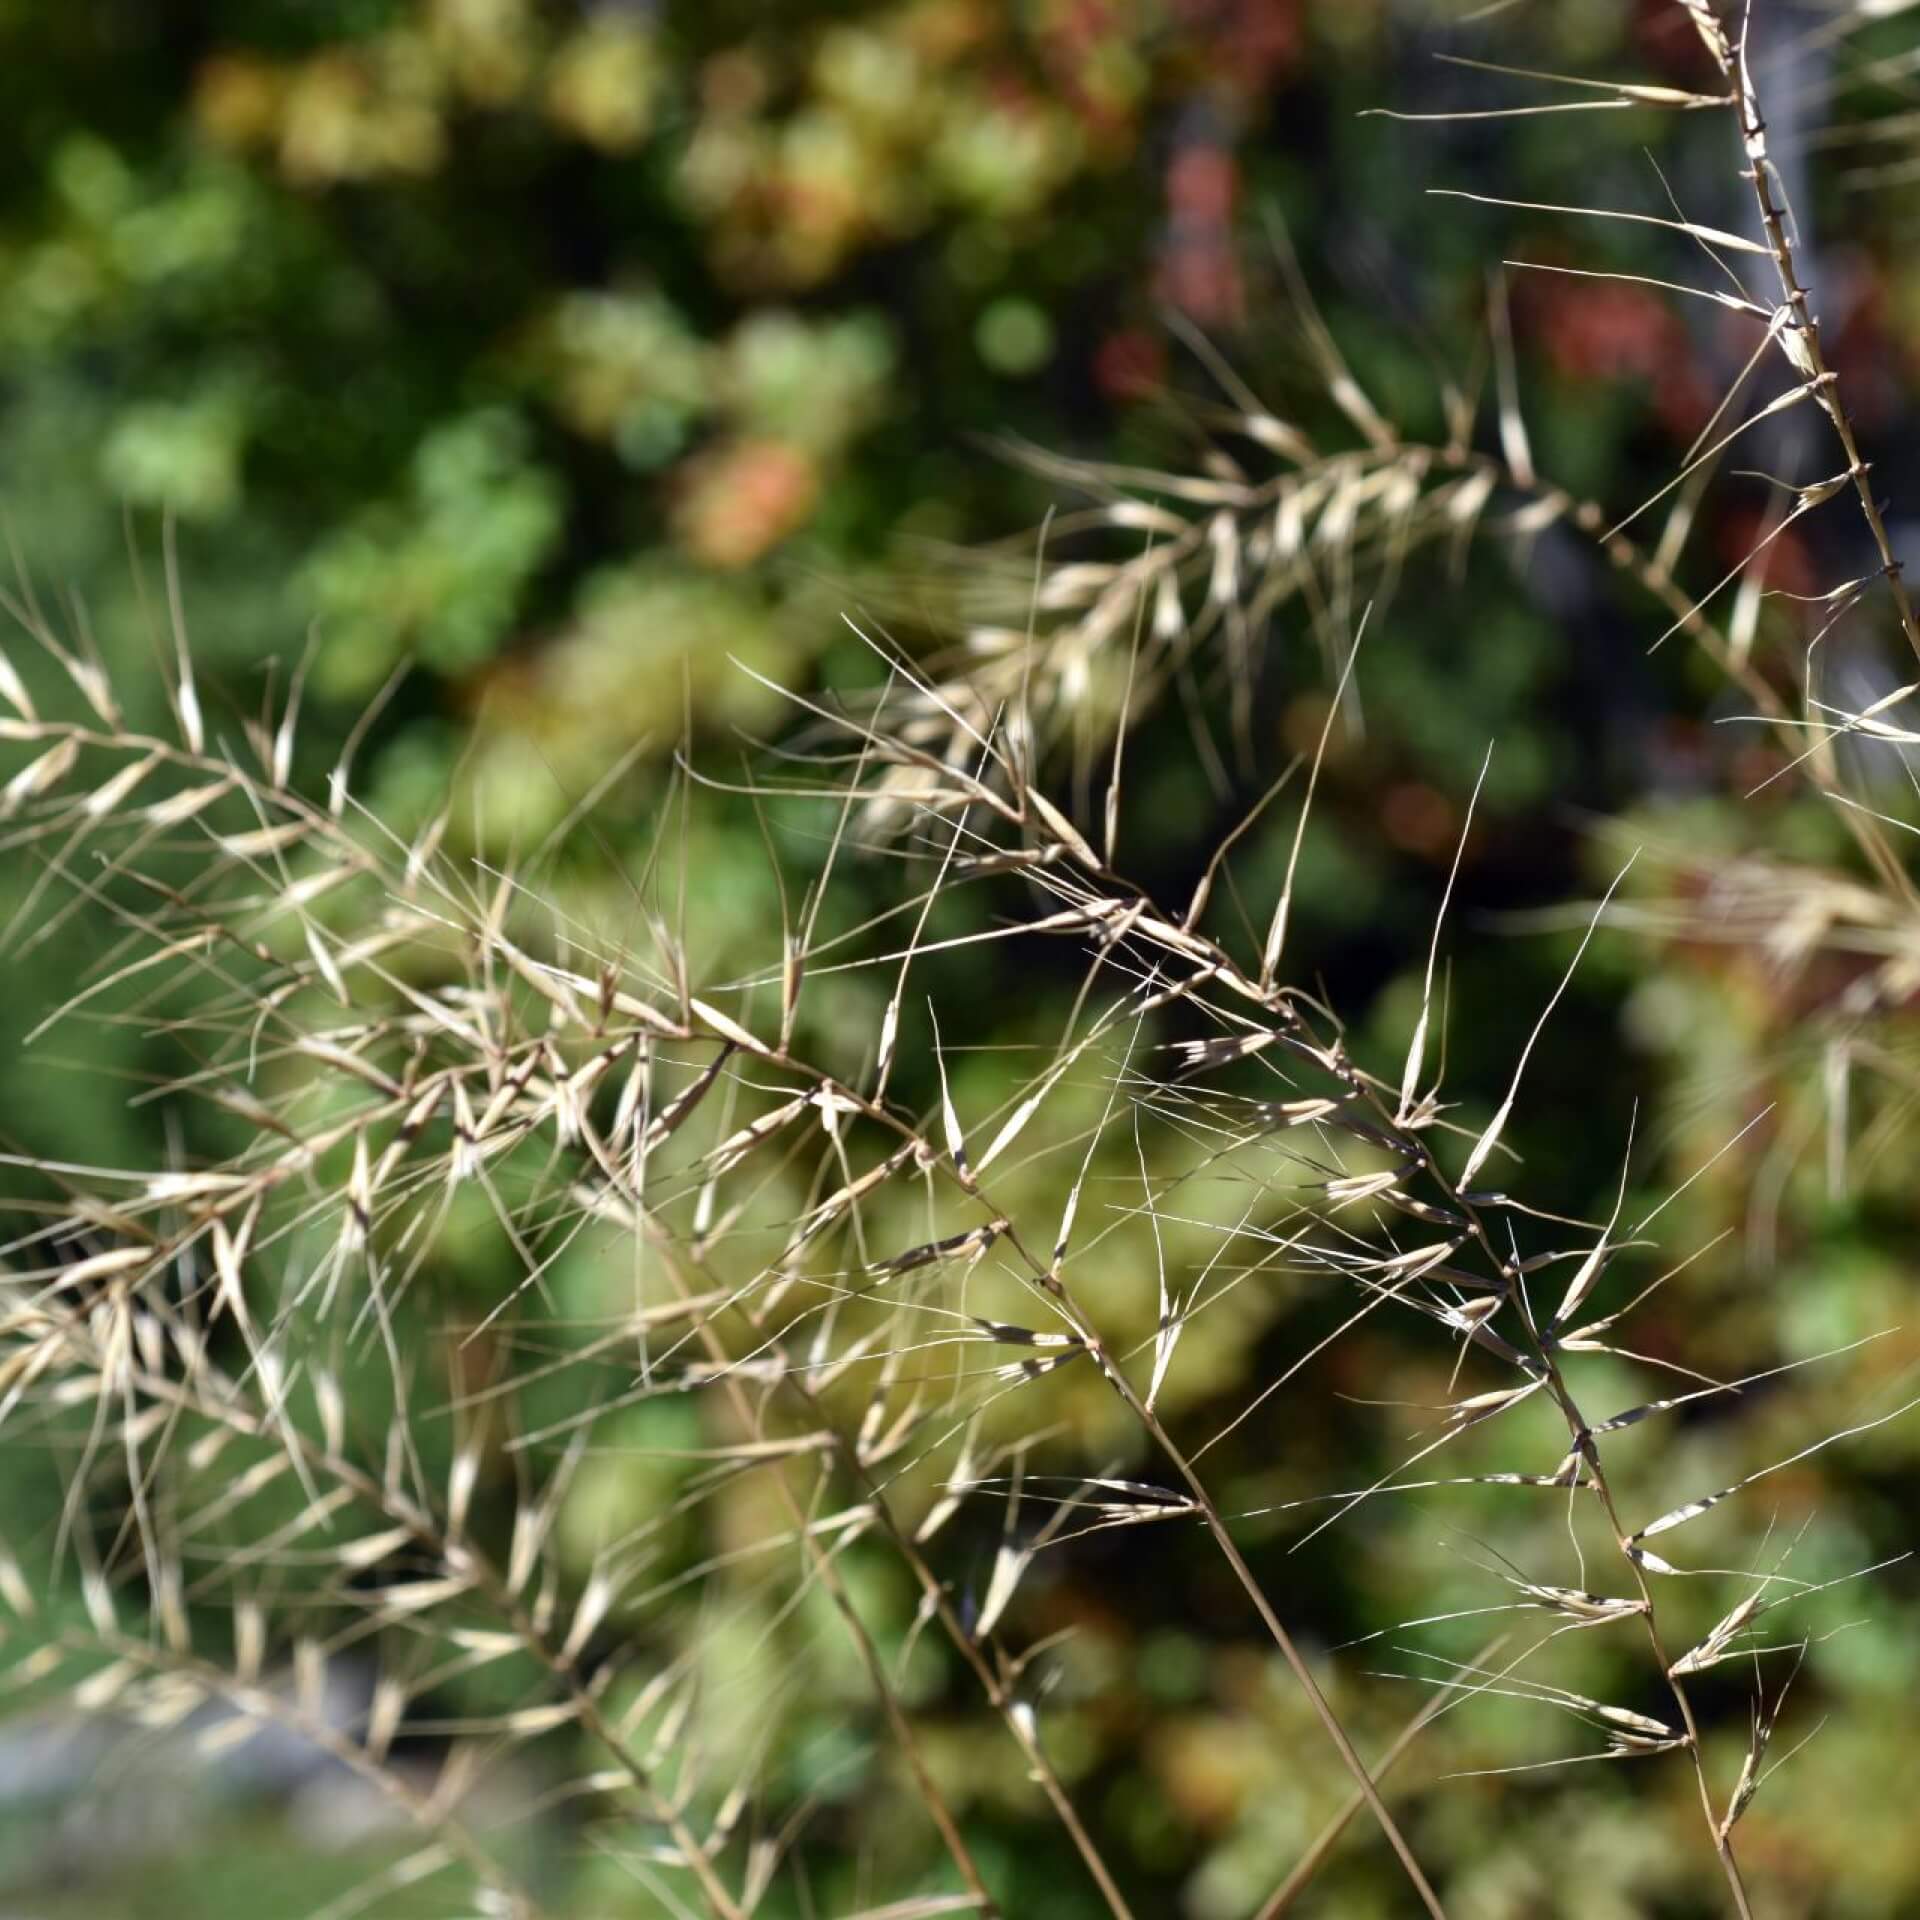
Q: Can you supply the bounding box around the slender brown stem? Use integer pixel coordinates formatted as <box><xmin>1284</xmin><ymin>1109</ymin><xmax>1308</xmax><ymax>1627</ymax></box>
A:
<box><xmin>651</xmin><ymin>1246</ymin><xmax>1003</xmax><ymax>1918</ymax></box>
<box><xmin>571</xmin><ymin>1116</ymin><xmax>1127</xmax><ymax>1920</ymax></box>
<box><xmin>1264</xmin><ymin>1014</ymin><xmax>1756</xmax><ymax>1918</ymax></box>
<box><xmin>881</xmin><ymin>778</ymin><xmax>1755</xmax><ymax>1916</ymax></box>
<box><xmin>1252</xmin><ymin>1633</ymin><xmax>1509</xmax><ymax>1920</ymax></box>
<box><xmin>1005</xmin><ymin>1226</ymin><xmax>1451</xmax><ymax>1920</ymax></box>
<box><xmin>1283</xmin><ymin>1014</ymin><xmax>1757</xmax><ymax>1919</ymax></box>
<box><xmin>633</xmin><ymin>1034</ymin><xmax>1449</xmax><ymax>1912</ymax></box>
<box><xmin>726</xmin><ymin>1034</ymin><xmax>1451</xmax><ymax>1912</ymax></box>
<box><xmin>807</xmin><ymin>1399</ymin><xmax>1143</xmax><ymax>1920</ymax></box>
<box><xmin>1729</xmin><ymin>25</ymin><xmax>1920</xmax><ymax>665</ymax></box>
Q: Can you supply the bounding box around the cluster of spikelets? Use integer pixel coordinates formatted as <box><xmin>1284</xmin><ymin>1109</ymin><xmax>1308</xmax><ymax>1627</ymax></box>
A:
<box><xmin>5</xmin><ymin>5</ymin><xmax>1920</xmax><ymax>1918</ymax></box>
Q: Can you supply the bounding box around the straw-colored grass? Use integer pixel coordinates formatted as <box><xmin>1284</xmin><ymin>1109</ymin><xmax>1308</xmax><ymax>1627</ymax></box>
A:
<box><xmin>4</xmin><ymin>5</ymin><xmax>1920</xmax><ymax>1916</ymax></box>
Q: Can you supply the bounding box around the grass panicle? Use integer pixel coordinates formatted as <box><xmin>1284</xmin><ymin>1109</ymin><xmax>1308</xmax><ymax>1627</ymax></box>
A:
<box><xmin>3</xmin><ymin>3</ymin><xmax>1919</xmax><ymax>1915</ymax></box>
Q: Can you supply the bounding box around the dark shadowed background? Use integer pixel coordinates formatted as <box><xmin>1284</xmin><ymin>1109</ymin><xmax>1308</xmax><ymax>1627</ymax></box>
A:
<box><xmin>4</xmin><ymin>3</ymin><xmax>1920</xmax><ymax>1916</ymax></box>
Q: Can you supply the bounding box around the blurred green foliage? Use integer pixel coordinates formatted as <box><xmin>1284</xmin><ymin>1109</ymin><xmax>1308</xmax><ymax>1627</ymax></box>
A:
<box><xmin>6</xmin><ymin>1</ymin><xmax>1920</xmax><ymax>1917</ymax></box>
